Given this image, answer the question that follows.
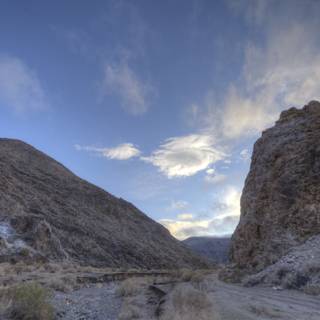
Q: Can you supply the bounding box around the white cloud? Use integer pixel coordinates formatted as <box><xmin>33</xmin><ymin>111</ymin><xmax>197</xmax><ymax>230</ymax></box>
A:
<box><xmin>0</xmin><ymin>55</ymin><xmax>47</xmax><ymax>113</ymax></box>
<box><xmin>75</xmin><ymin>143</ymin><xmax>141</xmax><ymax>160</ymax></box>
<box><xmin>206</xmin><ymin>168</ymin><xmax>215</xmax><ymax>175</ymax></box>
<box><xmin>177</xmin><ymin>213</ymin><xmax>193</xmax><ymax>220</ymax></box>
<box><xmin>204</xmin><ymin>173</ymin><xmax>226</xmax><ymax>185</ymax></box>
<box><xmin>160</xmin><ymin>186</ymin><xmax>241</xmax><ymax>239</ymax></box>
<box><xmin>142</xmin><ymin>134</ymin><xmax>226</xmax><ymax>178</ymax></box>
<box><xmin>193</xmin><ymin>2</ymin><xmax>320</xmax><ymax>142</ymax></box>
<box><xmin>103</xmin><ymin>61</ymin><xmax>152</xmax><ymax>115</ymax></box>
<box><xmin>167</xmin><ymin>200</ymin><xmax>189</xmax><ymax>211</ymax></box>
<box><xmin>240</xmin><ymin>148</ymin><xmax>250</xmax><ymax>161</ymax></box>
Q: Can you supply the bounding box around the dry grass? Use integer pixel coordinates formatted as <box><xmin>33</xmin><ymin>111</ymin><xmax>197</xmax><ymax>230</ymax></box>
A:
<box><xmin>303</xmin><ymin>283</ymin><xmax>320</xmax><ymax>296</ymax></box>
<box><xmin>118</xmin><ymin>299</ymin><xmax>142</xmax><ymax>320</ymax></box>
<box><xmin>171</xmin><ymin>269</ymin><xmax>214</xmax><ymax>284</ymax></box>
<box><xmin>160</xmin><ymin>283</ymin><xmax>218</xmax><ymax>320</ymax></box>
<box><xmin>116</xmin><ymin>277</ymin><xmax>151</xmax><ymax>297</ymax></box>
<box><xmin>7</xmin><ymin>282</ymin><xmax>54</xmax><ymax>320</ymax></box>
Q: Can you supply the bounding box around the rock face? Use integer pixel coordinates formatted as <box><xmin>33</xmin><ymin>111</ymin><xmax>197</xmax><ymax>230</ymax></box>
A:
<box><xmin>0</xmin><ymin>139</ymin><xmax>207</xmax><ymax>268</ymax></box>
<box><xmin>243</xmin><ymin>235</ymin><xmax>320</xmax><ymax>291</ymax></box>
<box><xmin>183</xmin><ymin>236</ymin><xmax>231</xmax><ymax>264</ymax></box>
<box><xmin>231</xmin><ymin>101</ymin><xmax>320</xmax><ymax>271</ymax></box>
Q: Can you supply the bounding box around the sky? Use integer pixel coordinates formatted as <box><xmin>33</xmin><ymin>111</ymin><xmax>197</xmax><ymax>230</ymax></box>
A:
<box><xmin>1</xmin><ymin>0</ymin><xmax>320</xmax><ymax>240</ymax></box>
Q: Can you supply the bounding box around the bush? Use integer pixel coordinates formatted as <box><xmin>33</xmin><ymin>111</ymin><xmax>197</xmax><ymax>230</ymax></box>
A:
<box><xmin>303</xmin><ymin>283</ymin><xmax>320</xmax><ymax>296</ymax></box>
<box><xmin>19</xmin><ymin>248</ymin><xmax>31</xmax><ymax>257</ymax></box>
<box><xmin>9</xmin><ymin>282</ymin><xmax>54</xmax><ymax>320</ymax></box>
<box><xmin>160</xmin><ymin>284</ymin><xmax>217</xmax><ymax>320</ymax></box>
<box><xmin>116</xmin><ymin>277</ymin><xmax>150</xmax><ymax>297</ymax></box>
<box><xmin>118</xmin><ymin>302</ymin><xmax>141</xmax><ymax>320</ymax></box>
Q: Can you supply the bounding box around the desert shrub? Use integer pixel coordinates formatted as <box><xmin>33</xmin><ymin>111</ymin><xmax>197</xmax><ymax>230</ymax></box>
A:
<box><xmin>43</xmin><ymin>263</ymin><xmax>61</xmax><ymax>273</ymax></box>
<box><xmin>116</xmin><ymin>278</ymin><xmax>147</xmax><ymax>297</ymax></box>
<box><xmin>276</xmin><ymin>266</ymin><xmax>291</xmax><ymax>280</ymax></box>
<box><xmin>19</xmin><ymin>248</ymin><xmax>30</xmax><ymax>257</ymax></box>
<box><xmin>304</xmin><ymin>262</ymin><xmax>320</xmax><ymax>274</ymax></box>
<box><xmin>218</xmin><ymin>266</ymin><xmax>247</xmax><ymax>283</ymax></box>
<box><xmin>9</xmin><ymin>282</ymin><xmax>54</xmax><ymax>320</ymax></box>
<box><xmin>282</xmin><ymin>272</ymin><xmax>310</xmax><ymax>289</ymax></box>
<box><xmin>0</xmin><ymin>287</ymin><xmax>12</xmax><ymax>318</ymax></box>
<box><xmin>160</xmin><ymin>284</ymin><xmax>217</xmax><ymax>320</ymax></box>
<box><xmin>303</xmin><ymin>283</ymin><xmax>320</xmax><ymax>296</ymax></box>
<box><xmin>180</xmin><ymin>269</ymin><xmax>195</xmax><ymax>282</ymax></box>
<box><xmin>118</xmin><ymin>302</ymin><xmax>141</xmax><ymax>320</ymax></box>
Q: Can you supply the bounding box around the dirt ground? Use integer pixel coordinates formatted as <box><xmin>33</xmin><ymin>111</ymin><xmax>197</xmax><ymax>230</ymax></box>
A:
<box><xmin>52</xmin><ymin>273</ymin><xmax>320</xmax><ymax>320</ymax></box>
<box><xmin>1</xmin><ymin>265</ymin><xmax>319</xmax><ymax>319</ymax></box>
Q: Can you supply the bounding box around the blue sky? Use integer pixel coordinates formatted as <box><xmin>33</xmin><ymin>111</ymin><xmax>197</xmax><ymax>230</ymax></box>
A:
<box><xmin>1</xmin><ymin>0</ymin><xmax>320</xmax><ymax>239</ymax></box>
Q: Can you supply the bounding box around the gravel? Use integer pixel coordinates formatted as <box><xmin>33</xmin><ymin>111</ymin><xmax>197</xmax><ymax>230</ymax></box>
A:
<box><xmin>52</xmin><ymin>282</ymin><xmax>122</xmax><ymax>320</ymax></box>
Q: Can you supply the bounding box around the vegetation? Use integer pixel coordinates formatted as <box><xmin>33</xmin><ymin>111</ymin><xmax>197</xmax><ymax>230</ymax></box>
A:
<box><xmin>116</xmin><ymin>277</ymin><xmax>150</xmax><ymax>297</ymax></box>
<box><xmin>160</xmin><ymin>283</ymin><xmax>216</xmax><ymax>320</ymax></box>
<box><xmin>8</xmin><ymin>282</ymin><xmax>54</xmax><ymax>320</ymax></box>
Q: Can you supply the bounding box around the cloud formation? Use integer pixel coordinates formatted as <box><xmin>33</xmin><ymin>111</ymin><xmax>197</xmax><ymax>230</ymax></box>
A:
<box><xmin>160</xmin><ymin>186</ymin><xmax>241</xmax><ymax>239</ymax></box>
<box><xmin>103</xmin><ymin>61</ymin><xmax>153</xmax><ymax>115</ymax></box>
<box><xmin>192</xmin><ymin>1</ymin><xmax>320</xmax><ymax>142</ymax></box>
<box><xmin>167</xmin><ymin>200</ymin><xmax>189</xmax><ymax>211</ymax></box>
<box><xmin>204</xmin><ymin>168</ymin><xmax>226</xmax><ymax>184</ymax></box>
<box><xmin>0</xmin><ymin>55</ymin><xmax>47</xmax><ymax>113</ymax></box>
<box><xmin>75</xmin><ymin>143</ymin><xmax>141</xmax><ymax>160</ymax></box>
<box><xmin>142</xmin><ymin>134</ymin><xmax>225</xmax><ymax>178</ymax></box>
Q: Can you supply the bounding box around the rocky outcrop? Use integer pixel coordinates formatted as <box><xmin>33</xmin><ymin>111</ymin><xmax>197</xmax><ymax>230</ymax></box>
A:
<box><xmin>243</xmin><ymin>235</ymin><xmax>320</xmax><ymax>292</ymax></box>
<box><xmin>0</xmin><ymin>139</ymin><xmax>207</xmax><ymax>268</ymax></box>
<box><xmin>231</xmin><ymin>101</ymin><xmax>320</xmax><ymax>272</ymax></box>
<box><xmin>183</xmin><ymin>236</ymin><xmax>231</xmax><ymax>264</ymax></box>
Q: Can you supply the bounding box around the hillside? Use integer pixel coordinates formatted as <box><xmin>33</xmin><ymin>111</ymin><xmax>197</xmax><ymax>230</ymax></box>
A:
<box><xmin>0</xmin><ymin>138</ymin><xmax>207</xmax><ymax>269</ymax></box>
<box><xmin>183</xmin><ymin>236</ymin><xmax>231</xmax><ymax>264</ymax></box>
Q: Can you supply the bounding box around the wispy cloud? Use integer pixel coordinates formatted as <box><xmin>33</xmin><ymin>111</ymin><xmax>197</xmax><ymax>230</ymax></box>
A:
<box><xmin>177</xmin><ymin>213</ymin><xmax>193</xmax><ymax>220</ymax></box>
<box><xmin>190</xmin><ymin>1</ymin><xmax>320</xmax><ymax>141</ymax></box>
<box><xmin>204</xmin><ymin>171</ymin><xmax>226</xmax><ymax>185</ymax></box>
<box><xmin>160</xmin><ymin>186</ymin><xmax>241</xmax><ymax>239</ymax></box>
<box><xmin>167</xmin><ymin>200</ymin><xmax>189</xmax><ymax>211</ymax></box>
<box><xmin>102</xmin><ymin>61</ymin><xmax>153</xmax><ymax>115</ymax></box>
<box><xmin>0</xmin><ymin>55</ymin><xmax>47</xmax><ymax>113</ymax></box>
<box><xmin>75</xmin><ymin>143</ymin><xmax>141</xmax><ymax>160</ymax></box>
<box><xmin>142</xmin><ymin>134</ymin><xmax>226</xmax><ymax>178</ymax></box>
<box><xmin>240</xmin><ymin>148</ymin><xmax>250</xmax><ymax>161</ymax></box>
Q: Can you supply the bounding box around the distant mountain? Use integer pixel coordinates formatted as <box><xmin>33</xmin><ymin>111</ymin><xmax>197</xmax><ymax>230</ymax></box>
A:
<box><xmin>183</xmin><ymin>236</ymin><xmax>231</xmax><ymax>264</ymax></box>
<box><xmin>0</xmin><ymin>138</ymin><xmax>208</xmax><ymax>269</ymax></box>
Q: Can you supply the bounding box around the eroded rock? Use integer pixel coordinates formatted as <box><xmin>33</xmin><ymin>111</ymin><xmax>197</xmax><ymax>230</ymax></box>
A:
<box><xmin>231</xmin><ymin>101</ymin><xmax>320</xmax><ymax>271</ymax></box>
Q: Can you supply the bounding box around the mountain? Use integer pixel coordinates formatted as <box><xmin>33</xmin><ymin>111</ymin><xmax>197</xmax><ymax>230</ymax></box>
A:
<box><xmin>0</xmin><ymin>138</ymin><xmax>207</xmax><ymax>269</ymax></box>
<box><xmin>183</xmin><ymin>236</ymin><xmax>231</xmax><ymax>264</ymax></box>
<box><xmin>229</xmin><ymin>101</ymin><xmax>320</xmax><ymax>290</ymax></box>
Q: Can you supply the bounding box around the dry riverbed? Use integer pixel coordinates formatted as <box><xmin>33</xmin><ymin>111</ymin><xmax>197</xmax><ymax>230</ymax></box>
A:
<box><xmin>51</xmin><ymin>274</ymin><xmax>320</xmax><ymax>320</ymax></box>
<box><xmin>0</xmin><ymin>264</ymin><xmax>319</xmax><ymax>320</ymax></box>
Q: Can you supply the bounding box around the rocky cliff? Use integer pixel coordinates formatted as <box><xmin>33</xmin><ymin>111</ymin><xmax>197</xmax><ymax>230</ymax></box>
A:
<box><xmin>231</xmin><ymin>101</ymin><xmax>320</xmax><ymax>272</ymax></box>
<box><xmin>0</xmin><ymin>139</ymin><xmax>207</xmax><ymax>269</ymax></box>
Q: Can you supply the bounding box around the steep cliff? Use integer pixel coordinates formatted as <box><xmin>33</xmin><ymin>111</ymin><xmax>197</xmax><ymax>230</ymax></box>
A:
<box><xmin>231</xmin><ymin>101</ymin><xmax>320</xmax><ymax>271</ymax></box>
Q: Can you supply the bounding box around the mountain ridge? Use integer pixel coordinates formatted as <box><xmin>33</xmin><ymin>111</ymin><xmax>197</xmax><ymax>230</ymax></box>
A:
<box><xmin>0</xmin><ymin>138</ymin><xmax>208</xmax><ymax>269</ymax></box>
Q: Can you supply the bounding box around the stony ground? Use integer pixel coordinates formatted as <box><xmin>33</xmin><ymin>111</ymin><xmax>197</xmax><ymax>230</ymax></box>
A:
<box><xmin>1</xmin><ymin>264</ymin><xmax>319</xmax><ymax>320</ymax></box>
<box><xmin>49</xmin><ymin>273</ymin><xmax>320</xmax><ymax>320</ymax></box>
<box><xmin>209</xmin><ymin>275</ymin><xmax>320</xmax><ymax>320</ymax></box>
<box><xmin>53</xmin><ymin>282</ymin><xmax>121</xmax><ymax>320</ymax></box>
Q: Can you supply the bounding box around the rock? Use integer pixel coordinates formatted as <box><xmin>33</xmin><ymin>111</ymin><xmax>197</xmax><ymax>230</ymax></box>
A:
<box><xmin>10</xmin><ymin>216</ymin><xmax>69</xmax><ymax>260</ymax></box>
<box><xmin>0</xmin><ymin>139</ymin><xmax>207</xmax><ymax>269</ymax></box>
<box><xmin>231</xmin><ymin>101</ymin><xmax>320</xmax><ymax>271</ymax></box>
<box><xmin>243</xmin><ymin>235</ymin><xmax>320</xmax><ymax>292</ymax></box>
<box><xmin>182</xmin><ymin>236</ymin><xmax>231</xmax><ymax>264</ymax></box>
